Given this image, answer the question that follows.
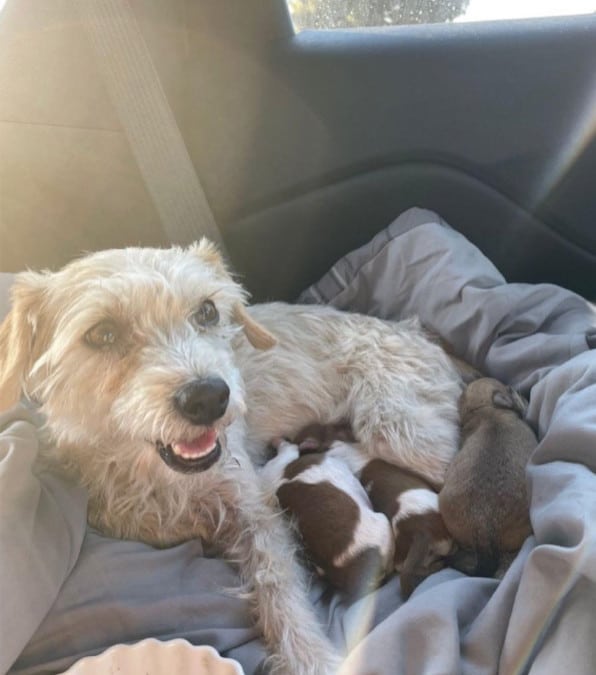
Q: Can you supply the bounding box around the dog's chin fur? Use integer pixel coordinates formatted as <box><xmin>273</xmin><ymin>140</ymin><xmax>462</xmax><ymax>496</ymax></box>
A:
<box><xmin>42</xmin><ymin>404</ymin><xmax>250</xmax><ymax>552</ymax></box>
<box><xmin>0</xmin><ymin>240</ymin><xmax>463</xmax><ymax>675</ymax></box>
<box><xmin>39</xmin><ymin>416</ymin><xmax>249</xmax><ymax>548</ymax></box>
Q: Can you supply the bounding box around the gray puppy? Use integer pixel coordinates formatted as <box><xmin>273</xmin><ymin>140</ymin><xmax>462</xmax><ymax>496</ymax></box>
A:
<box><xmin>439</xmin><ymin>377</ymin><xmax>537</xmax><ymax>576</ymax></box>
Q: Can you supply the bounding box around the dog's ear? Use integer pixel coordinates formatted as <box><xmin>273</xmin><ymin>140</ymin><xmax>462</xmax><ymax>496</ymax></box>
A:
<box><xmin>233</xmin><ymin>303</ymin><xmax>277</xmax><ymax>350</ymax></box>
<box><xmin>0</xmin><ymin>272</ymin><xmax>48</xmax><ymax>410</ymax></box>
<box><xmin>492</xmin><ymin>386</ymin><xmax>528</xmax><ymax>417</ymax></box>
<box><xmin>188</xmin><ymin>239</ymin><xmax>276</xmax><ymax>349</ymax></box>
<box><xmin>189</xmin><ymin>238</ymin><xmax>229</xmax><ymax>277</ymax></box>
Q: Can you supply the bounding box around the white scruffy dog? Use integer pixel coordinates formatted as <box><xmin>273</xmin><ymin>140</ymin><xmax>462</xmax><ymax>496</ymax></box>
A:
<box><xmin>0</xmin><ymin>240</ymin><xmax>462</xmax><ymax>674</ymax></box>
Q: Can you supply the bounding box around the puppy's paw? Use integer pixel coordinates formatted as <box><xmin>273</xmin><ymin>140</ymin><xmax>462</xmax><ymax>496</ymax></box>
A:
<box><xmin>269</xmin><ymin>437</ymin><xmax>298</xmax><ymax>453</ymax></box>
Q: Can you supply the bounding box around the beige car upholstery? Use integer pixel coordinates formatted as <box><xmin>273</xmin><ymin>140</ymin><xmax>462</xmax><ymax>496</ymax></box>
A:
<box><xmin>0</xmin><ymin>0</ymin><xmax>189</xmax><ymax>272</ymax></box>
<box><xmin>0</xmin><ymin>273</ymin><xmax>13</xmax><ymax>319</ymax></box>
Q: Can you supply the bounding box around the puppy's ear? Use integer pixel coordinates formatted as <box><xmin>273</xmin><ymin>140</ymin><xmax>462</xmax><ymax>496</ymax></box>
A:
<box><xmin>493</xmin><ymin>386</ymin><xmax>528</xmax><ymax>417</ymax></box>
<box><xmin>0</xmin><ymin>273</ymin><xmax>47</xmax><ymax>410</ymax></box>
<box><xmin>189</xmin><ymin>238</ymin><xmax>229</xmax><ymax>277</ymax></box>
<box><xmin>233</xmin><ymin>303</ymin><xmax>277</xmax><ymax>350</ymax></box>
<box><xmin>509</xmin><ymin>387</ymin><xmax>529</xmax><ymax>417</ymax></box>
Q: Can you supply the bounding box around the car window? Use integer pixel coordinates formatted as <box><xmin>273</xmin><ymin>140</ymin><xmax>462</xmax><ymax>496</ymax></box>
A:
<box><xmin>287</xmin><ymin>0</ymin><xmax>595</xmax><ymax>29</ymax></box>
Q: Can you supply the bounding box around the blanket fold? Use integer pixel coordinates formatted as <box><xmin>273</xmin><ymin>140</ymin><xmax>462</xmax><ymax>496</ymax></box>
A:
<box><xmin>0</xmin><ymin>406</ymin><xmax>87</xmax><ymax>674</ymax></box>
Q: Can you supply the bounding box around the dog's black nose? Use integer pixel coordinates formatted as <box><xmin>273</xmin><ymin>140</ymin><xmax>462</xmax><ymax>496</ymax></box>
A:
<box><xmin>173</xmin><ymin>377</ymin><xmax>230</xmax><ymax>425</ymax></box>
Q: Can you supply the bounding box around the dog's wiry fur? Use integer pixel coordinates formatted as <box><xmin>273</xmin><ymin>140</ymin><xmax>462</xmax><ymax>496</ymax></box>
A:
<box><xmin>0</xmin><ymin>241</ymin><xmax>463</xmax><ymax>674</ymax></box>
<box><xmin>235</xmin><ymin>305</ymin><xmax>462</xmax><ymax>484</ymax></box>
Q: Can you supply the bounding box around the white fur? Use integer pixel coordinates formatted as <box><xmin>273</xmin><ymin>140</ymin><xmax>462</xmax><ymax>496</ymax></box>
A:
<box><xmin>332</xmin><ymin>506</ymin><xmax>394</xmax><ymax>572</ymax></box>
<box><xmin>325</xmin><ymin>441</ymin><xmax>369</xmax><ymax>476</ymax></box>
<box><xmin>394</xmin><ymin>488</ymin><xmax>440</xmax><ymax>522</ymax></box>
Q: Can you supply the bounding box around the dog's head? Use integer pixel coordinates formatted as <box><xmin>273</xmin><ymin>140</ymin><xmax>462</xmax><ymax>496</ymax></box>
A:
<box><xmin>0</xmin><ymin>240</ymin><xmax>276</xmax><ymax>475</ymax></box>
<box><xmin>459</xmin><ymin>377</ymin><xmax>528</xmax><ymax>422</ymax></box>
<box><xmin>395</xmin><ymin>511</ymin><xmax>454</xmax><ymax>599</ymax></box>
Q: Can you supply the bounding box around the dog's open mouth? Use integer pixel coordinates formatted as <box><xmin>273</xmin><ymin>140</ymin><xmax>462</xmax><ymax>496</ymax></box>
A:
<box><xmin>156</xmin><ymin>428</ymin><xmax>222</xmax><ymax>474</ymax></box>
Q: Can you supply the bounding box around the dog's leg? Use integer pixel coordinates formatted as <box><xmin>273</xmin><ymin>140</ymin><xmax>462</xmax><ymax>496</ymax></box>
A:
<box><xmin>225</xmin><ymin>466</ymin><xmax>341</xmax><ymax>675</ymax></box>
<box><xmin>327</xmin><ymin>320</ymin><xmax>463</xmax><ymax>487</ymax></box>
<box><xmin>348</xmin><ymin>376</ymin><xmax>460</xmax><ymax>487</ymax></box>
<box><xmin>353</xmin><ymin>419</ymin><xmax>457</xmax><ymax>488</ymax></box>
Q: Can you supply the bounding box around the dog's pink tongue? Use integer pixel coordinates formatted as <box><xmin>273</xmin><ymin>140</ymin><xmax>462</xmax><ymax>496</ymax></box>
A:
<box><xmin>172</xmin><ymin>429</ymin><xmax>218</xmax><ymax>459</ymax></box>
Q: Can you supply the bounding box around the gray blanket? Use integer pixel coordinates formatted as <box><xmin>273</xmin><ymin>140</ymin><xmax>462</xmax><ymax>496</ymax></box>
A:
<box><xmin>3</xmin><ymin>208</ymin><xmax>596</xmax><ymax>675</ymax></box>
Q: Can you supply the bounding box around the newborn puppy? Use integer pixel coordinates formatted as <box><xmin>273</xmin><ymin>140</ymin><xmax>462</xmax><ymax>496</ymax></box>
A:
<box><xmin>328</xmin><ymin>442</ymin><xmax>454</xmax><ymax>598</ymax></box>
<box><xmin>260</xmin><ymin>438</ymin><xmax>394</xmax><ymax>597</ymax></box>
<box><xmin>439</xmin><ymin>377</ymin><xmax>537</xmax><ymax>576</ymax></box>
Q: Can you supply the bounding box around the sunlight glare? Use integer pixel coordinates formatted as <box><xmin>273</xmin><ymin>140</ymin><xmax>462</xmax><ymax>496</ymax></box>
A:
<box><xmin>530</xmin><ymin>74</ymin><xmax>596</xmax><ymax>209</ymax></box>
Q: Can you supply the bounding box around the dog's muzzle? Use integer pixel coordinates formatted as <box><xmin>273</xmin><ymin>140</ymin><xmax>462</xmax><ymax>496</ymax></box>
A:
<box><xmin>153</xmin><ymin>377</ymin><xmax>230</xmax><ymax>473</ymax></box>
<box><xmin>157</xmin><ymin>377</ymin><xmax>230</xmax><ymax>473</ymax></box>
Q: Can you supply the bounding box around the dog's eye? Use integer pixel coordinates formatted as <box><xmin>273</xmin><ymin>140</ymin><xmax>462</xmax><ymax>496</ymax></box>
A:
<box><xmin>190</xmin><ymin>300</ymin><xmax>219</xmax><ymax>329</ymax></box>
<box><xmin>85</xmin><ymin>321</ymin><xmax>120</xmax><ymax>349</ymax></box>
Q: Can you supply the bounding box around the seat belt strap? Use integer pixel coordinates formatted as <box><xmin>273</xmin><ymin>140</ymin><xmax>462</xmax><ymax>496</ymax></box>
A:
<box><xmin>74</xmin><ymin>0</ymin><xmax>228</xmax><ymax>254</ymax></box>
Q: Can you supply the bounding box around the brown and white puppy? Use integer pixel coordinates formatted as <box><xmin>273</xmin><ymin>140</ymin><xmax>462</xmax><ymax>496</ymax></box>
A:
<box><xmin>260</xmin><ymin>438</ymin><xmax>395</xmax><ymax>598</ymax></box>
<box><xmin>287</xmin><ymin>423</ymin><xmax>454</xmax><ymax>596</ymax></box>
<box><xmin>360</xmin><ymin>459</ymin><xmax>454</xmax><ymax>597</ymax></box>
<box><xmin>439</xmin><ymin>377</ymin><xmax>537</xmax><ymax>576</ymax></box>
<box><xmin>320</xmin><ymin>437</ymin><xmax>455</xmax><ymax>598</ymax></box>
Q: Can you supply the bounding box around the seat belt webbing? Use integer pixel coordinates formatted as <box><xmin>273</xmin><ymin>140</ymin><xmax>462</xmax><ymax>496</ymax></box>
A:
<box><xmin>74</xmin><ymin>0</ymin><xmax>228</xmax><ymax>254</ymax></box>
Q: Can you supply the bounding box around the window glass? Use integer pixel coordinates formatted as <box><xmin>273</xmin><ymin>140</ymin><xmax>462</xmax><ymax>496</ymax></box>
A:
<box><xmin>287</xmin><ymin>0</ymin><xmax>595</xmax><ymax>29</ymax></box>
